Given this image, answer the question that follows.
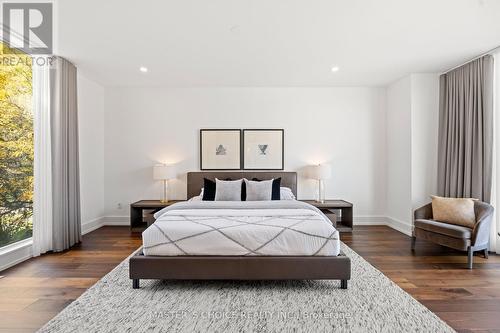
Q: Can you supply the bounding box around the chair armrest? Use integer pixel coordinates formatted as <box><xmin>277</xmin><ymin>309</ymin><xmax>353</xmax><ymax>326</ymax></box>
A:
<box><xmin>472</xmin><ymin>203</ymin><xmax>494</xmax><ymax>247</ymax></box>
<box><xmin>414</xmin><ymin>203</ymin><xmax>433</xmax><ymax>220</ymax></box>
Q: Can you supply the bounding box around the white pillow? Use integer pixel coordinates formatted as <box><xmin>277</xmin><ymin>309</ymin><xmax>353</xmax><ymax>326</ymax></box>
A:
<box><xmin>244</xmin><ymin>178</ymin><xmax>273</xmax><ymax>201</ymax></box>
<box><xmin>214</xmin><ymin>178</ymin><xmax>243</xmax><ymax>201</ymax></box>
<box><xmin>280</xmin><ymin>187</ymin><xmax>295</xmax><ymax>200</ymax></box>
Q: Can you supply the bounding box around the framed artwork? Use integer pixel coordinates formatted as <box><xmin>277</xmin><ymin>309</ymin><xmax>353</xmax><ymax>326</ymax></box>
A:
<box><xmin>200</xmin><ymin>129</ymin><xmax>241</xmax><ymax>170</ymax></box>
<box><xmin>243</xmin><ymin>129</ymin><xmax>284</xmax><ymax>170</ymax></box>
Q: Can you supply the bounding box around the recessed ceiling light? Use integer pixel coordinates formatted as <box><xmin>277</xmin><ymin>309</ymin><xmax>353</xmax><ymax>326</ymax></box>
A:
<box><xmin>139</xmin><ymin>66</ymin><xmax>148</xmax><ymax>73</ymax></box>
<box><xmin>331</xmin><ymin>66</ymin><xmax>340</xmax><ymax>73</ymax></box>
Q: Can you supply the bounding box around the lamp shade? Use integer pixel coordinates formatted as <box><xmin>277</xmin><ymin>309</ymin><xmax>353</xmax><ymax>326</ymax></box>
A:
<box><xmin>153</xmin><ymin>164</ymin><xmax>176</xmax><ymax>180</ymax></box>
<box><xmin>310</xmin><ymin>164</ymin><xmax>332</xmax><ymax>180</ymax></box>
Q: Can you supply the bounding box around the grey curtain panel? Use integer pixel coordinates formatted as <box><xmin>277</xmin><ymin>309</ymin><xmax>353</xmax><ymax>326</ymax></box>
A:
<box><xmin>50</xmin><ymin>57</ymin><xmax>81</xmax><ymax>251</ymax></box>
<box><xmin>437</xmin><ymin>55</ymin><xmax>494</xmax><ymax>202</ymax></box>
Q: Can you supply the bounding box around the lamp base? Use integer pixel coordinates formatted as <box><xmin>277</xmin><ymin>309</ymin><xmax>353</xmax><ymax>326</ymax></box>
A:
<box><xmin>160</xmin><ymin>180</ymin><xmax>169</xmax><ymax>204</ymax></box>
<box><xmin>317</xmin><ymin>179</ymin><xmax>325</xmax><ymax>203</ymax></box>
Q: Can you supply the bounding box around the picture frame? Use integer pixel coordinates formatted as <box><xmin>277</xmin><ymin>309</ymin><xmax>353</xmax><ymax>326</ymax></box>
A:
<box><xmin>242</xmin><ymin>129</ymin><xmax>284</xmax><ymax>170</ymax></box>
<box><xmin>200</xmin><ymin>129</ymin><xmax>241</xmax><ymax>170</ymax></box>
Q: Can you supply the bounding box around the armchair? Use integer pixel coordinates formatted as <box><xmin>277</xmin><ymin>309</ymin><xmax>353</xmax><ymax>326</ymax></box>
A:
<box><xmin>412</xmin><ymin>200</ymin><xmax>494</xmax><ymax>269</ymax></box>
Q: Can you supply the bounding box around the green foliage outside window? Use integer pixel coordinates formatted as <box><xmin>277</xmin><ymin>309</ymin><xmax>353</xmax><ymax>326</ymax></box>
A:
<box><xmin>0</xmin><ymin>43</ymin><xmax>33</xmax><ymax>247</ymax></box>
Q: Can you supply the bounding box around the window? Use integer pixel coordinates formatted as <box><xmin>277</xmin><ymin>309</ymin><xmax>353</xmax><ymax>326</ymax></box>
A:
<box><xmin>0</xmin><ymin>43</ymin><xmax>33</xmax><ymax>247</ymax></box>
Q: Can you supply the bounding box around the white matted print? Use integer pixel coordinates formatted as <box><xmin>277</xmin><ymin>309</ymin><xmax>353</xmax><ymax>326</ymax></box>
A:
<box><xmin>200</xmin><ymin>130</ymin><xmax>241</xmax><ymax>170</ymax></box>
<box><xmin>243</xmin><ymin>129</ymin><xmax>284</xmax><ymax>170</ymax></box>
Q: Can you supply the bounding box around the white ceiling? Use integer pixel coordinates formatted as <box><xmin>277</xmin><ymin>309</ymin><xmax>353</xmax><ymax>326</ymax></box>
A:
<box><xmin>56</xmin><ymin>0</ymin><xmax>500</xmax><ymax>87</ymax></box>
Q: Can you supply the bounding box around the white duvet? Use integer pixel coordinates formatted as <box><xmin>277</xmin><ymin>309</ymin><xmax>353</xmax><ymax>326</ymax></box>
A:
<box><xmin>142</xmin><ymin>201</ymin><xmax>340</xmax><ymax>256</ymax></box>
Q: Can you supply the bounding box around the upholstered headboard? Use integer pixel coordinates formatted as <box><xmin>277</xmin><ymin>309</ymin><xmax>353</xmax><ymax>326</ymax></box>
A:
<box><xmin>187</xmin><ymin>172</ymin><xmax>297</xmax><ymax>199</ymax></box>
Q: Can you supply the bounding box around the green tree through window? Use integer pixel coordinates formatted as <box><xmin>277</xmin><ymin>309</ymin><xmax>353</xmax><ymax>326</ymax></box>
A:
<box><xmin>0</xmin><ymin>43</ymin><xmax>33</xmax><ymax>247</ymax></box>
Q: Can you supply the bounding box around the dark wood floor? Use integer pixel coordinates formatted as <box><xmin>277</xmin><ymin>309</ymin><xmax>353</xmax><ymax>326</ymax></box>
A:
<box><xmin>0</xmin><ymin>226</ymin><xmax>499</xmax><ymax>333</ymax></box>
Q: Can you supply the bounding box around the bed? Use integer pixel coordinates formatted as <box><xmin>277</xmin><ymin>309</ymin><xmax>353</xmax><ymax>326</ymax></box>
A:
<box><xmin>129</xmin><ymin>172</ymin><xmax>351</xmax><ymax>289</ymax></box>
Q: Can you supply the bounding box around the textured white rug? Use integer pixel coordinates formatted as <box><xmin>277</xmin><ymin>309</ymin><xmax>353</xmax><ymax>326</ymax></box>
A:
<box><xmin>38</xmin><ymin>243</ymin><xmax>454</xmax><ymax>332</ymax></box>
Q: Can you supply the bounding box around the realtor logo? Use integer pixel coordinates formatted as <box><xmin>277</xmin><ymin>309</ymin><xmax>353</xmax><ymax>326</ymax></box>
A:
<box><xmin>2</xmin><ymin>2</ymin><xmax>53</xmax><ymax>54</ymax></box>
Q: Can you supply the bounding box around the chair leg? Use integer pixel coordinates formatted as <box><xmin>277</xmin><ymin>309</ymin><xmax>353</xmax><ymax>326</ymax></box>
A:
<box><xmin>411</xmin><ymin>236</ymin><xmax>416</xmax><ymax>251</ymax></box>
<box><xmin>484</xmin><ymin>249</ymin><xmax>489</xmax><ymax>259</ymax></box>
<box><xmin>467</xmin><ymin>247</ymin><xmax>473</xmax><ymax>270</ymax></box>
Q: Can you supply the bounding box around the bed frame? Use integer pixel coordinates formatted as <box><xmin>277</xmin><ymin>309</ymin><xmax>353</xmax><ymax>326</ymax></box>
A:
<box><xmin>129</xmin><ymin>172</ymin><xmax>351</xmax><ymax>289</ymax></box>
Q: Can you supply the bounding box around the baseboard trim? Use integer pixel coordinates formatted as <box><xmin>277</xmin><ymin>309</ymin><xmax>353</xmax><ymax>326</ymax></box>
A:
<box><xmin>81</xmin><ymin>216</ymin><xmax>128</xmax><ymax>235</ymax></box>
<box><xmin>353</xmin><ymin>216</ymin><xmax>412</xmax><ymax>236</ymax></box>
<box><xmin>101</xmin><ymin>216</ymin><xmax>128</xmax><ymax>226</ymax></box>
<box><xmin>82</xmin><ymin>215</ymin><xmax>413</xmax><ymax>237</ymax></box>
<box><xmin>386</xmin><ymin>216</ymin><xmax>413</xmax><ymax>236</ymax></box>
<box><xmin>82</xmin><ymin>217</ymin><xmax>104</xmax><ymax>235</ymax></box>
<box><xmin>0</xmin><ymin>238</ymin><xmax>33</xmax><ymax>272</ymax></box>
<box><xmin>354</xmin><ymin>216</ymin><xmax>387</xmax><ymax>225</ymax></box>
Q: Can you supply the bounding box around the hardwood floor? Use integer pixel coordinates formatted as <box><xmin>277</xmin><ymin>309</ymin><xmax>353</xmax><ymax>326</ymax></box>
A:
<box><xmin>0</xmin><ymin>225</ymin><xmax>499</xmax><ymax>332</ymax></box>
<box><xmin>0</xmin><ymin>227</ymin><xmax>142</xmax><ymax>333</ymax></box>
<box><xmin>343</xmin><ymin>227</ymin><xmax>500</xmax><ymax>333</ymax></box>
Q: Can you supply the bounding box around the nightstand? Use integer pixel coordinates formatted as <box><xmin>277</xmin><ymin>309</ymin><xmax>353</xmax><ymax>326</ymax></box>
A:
<box><xmin>130</xmin><ymin>200</ymin><xmax>183</xmax><ymax>231</ymax></box>
<box><xmin>301</xmin><ymin>200</ymin><xmax>353</xmax><ymax>232</ymax></box>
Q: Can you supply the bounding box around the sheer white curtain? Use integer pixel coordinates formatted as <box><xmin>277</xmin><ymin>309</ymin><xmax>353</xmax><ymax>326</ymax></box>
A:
<box><xmin>491</xmin><ymin>51</ymin><xmax>500</xmax><ymax>254</ymax></box>
<box><xmin>32</xmin><ymin>57</ymin><xmax>53</xmax><ymax>256</ymax></box>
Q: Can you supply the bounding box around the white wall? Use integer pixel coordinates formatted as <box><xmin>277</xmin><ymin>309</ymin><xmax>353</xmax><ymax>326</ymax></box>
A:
<box><xmin>386</xmin><ymin>77</ymin><xmax>413</xmax><ymax>229</ymax></box>
<box><xmin>385</xmin><ymin>73</ymin><xmax>440</xmax><ymax>234</ymax></box>
<box><xmin>75</xmin><ymin>78</ymin><xmax>438</xmax><ymax>235</ymax></box>
<box><xmin>103</xmin><ymin>87</ymin><xmax>387</xmax><ymax>221</ymax></box>
<box><xmin>410</xmin><ymin>74</ymin><xmax>439</xmax><ymax>209</ymax></box>
<box><xmin>78</xmin><ymin>73</ymin><xmax>105</xmax><ymax>232</ymax></box>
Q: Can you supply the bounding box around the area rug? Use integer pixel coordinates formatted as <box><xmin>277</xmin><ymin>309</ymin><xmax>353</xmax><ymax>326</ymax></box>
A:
<box><xmin>38</xmin><ymin>243</ymin><xmax>454</xmax><ymax>332</ymax></box>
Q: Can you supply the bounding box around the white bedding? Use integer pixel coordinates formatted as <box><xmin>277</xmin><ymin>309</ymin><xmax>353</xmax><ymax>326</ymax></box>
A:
<box><xmin>142</xmin><ymin>201</ymin><xmax>340</xmax><ymax>256</ymax></box>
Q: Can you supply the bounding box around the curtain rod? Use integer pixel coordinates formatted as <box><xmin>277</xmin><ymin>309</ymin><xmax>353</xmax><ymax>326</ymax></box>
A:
<box><xmin>442</xmin><ymin>44</ymin><xmax>500</xmax><ymax>74</ymax></box>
